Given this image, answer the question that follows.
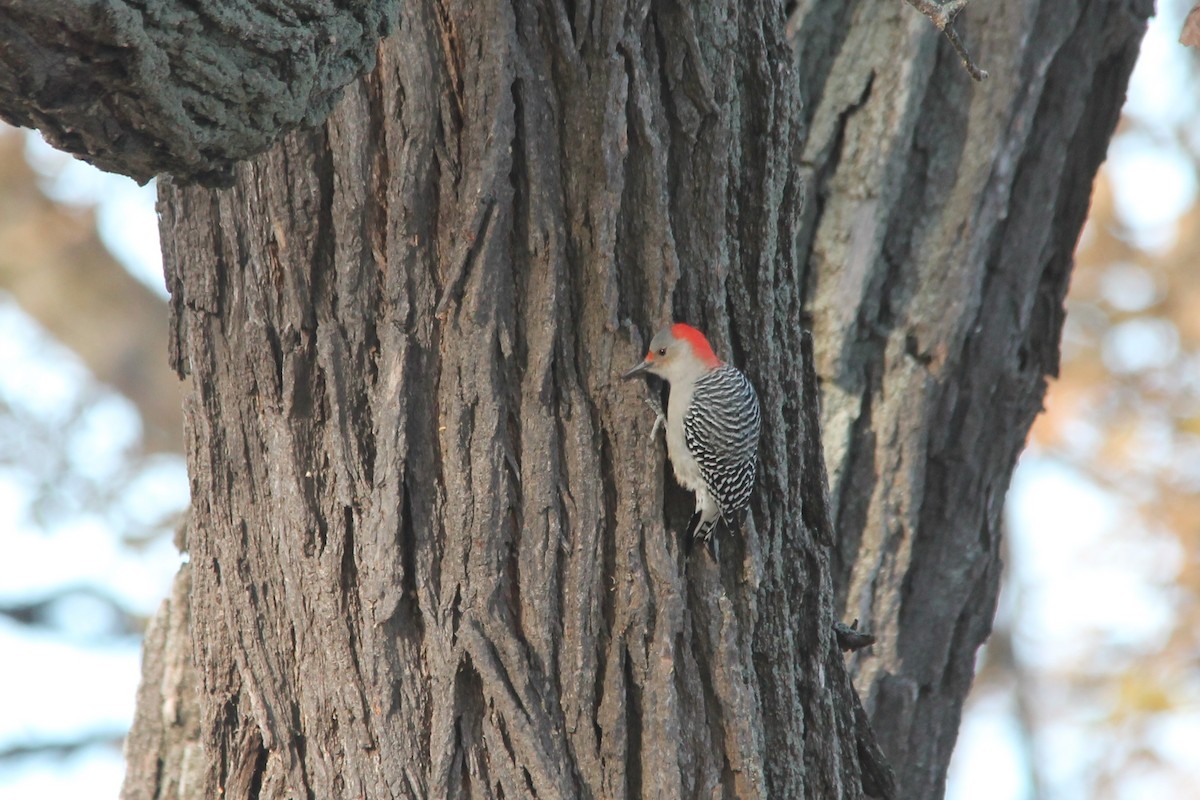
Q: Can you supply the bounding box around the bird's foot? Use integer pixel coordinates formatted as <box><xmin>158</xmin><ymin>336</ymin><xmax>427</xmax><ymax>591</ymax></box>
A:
<box><xmin>645</xmin><ymin>397</ymin><xmax>666</xmax><ymax>440</ymax></box>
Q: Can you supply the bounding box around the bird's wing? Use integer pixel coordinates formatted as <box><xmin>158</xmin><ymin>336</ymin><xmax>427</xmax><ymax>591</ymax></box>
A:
<box><xmin>683</xmin><ymin>366</ymin><xmax>761</xmax><ymax>526</ymax></box>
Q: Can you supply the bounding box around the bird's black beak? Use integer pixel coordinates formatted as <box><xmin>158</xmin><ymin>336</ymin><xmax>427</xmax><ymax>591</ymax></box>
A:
<box><xmin>622</xmin><ymin>359</ymin><xmax>651</xmax><ymax>380</ymax></box>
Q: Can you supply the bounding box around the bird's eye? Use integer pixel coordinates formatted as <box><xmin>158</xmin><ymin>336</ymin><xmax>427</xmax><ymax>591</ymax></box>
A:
<box><xmin>657</xmin><ymin>347</ymin><xmax>668</xmax><ymax>356</ymax></box>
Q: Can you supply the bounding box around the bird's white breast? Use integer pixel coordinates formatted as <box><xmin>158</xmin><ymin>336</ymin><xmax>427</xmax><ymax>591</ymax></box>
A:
<box><xmin>666</xmin><ymin>378</ymin><xmax>704</xmax><ymax>492</ymax></box>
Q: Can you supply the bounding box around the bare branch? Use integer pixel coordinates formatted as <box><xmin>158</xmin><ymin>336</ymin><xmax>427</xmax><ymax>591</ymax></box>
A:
<box><xmin>0</xmin><ymin>585</ymin><xmax>145</xmax><ymax>638</ymax></box>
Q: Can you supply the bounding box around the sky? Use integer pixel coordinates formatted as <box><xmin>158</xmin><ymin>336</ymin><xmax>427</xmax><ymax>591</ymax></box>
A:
<box><xmin>0</xmin><ymin>6</ymin><xmax>1197</xmax><ymax>799</ymax></box>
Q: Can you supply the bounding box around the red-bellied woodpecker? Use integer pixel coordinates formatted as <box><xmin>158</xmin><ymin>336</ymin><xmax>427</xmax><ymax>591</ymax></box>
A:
<box><xmin>623</xmin><ymin>323</ymin><xmax>761</xmax><ymax>548</ymax></box>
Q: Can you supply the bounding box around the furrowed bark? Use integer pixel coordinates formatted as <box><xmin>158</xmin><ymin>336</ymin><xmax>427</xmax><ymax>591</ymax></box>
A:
<box><xmin>788</xmin><ymin>1</ymin><xmax>1149</xmax><ymax>796</ymax></box>
<box><xmin>139</xmin><ymin>1</ymin><xmax>870</xmax><ymax>797</ymax></box>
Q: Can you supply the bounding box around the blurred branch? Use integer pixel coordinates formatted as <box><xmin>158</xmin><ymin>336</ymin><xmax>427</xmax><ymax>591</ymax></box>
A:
<box><xmin>0</xmin><ymin>729</ymin><xmax>125</xmax><ymax>762</ymax></box>
<box><xmin>0</xmin><ymin>128</ymin><xmax>184</xmax><ymax>453</ymax></box>
<box><xmin>0</xmin><ymin>584</ymin><xmax>146</xmax><ymax>637</ymax></box>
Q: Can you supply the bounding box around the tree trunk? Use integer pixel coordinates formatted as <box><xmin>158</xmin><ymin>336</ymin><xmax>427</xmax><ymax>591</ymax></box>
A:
<box><xmin>789</xmin><ymin>3</ymin><xmax>1148</xmax><ymax>796</ymax></box>
<box><xmin>112</xmin><ymin>1</ymin><xmax>1148</xmax><ymax>799</ymax></box>
<box><xmin>140</xmin><ymin>1</ymin><xmax>865</xmax><ymax>795</ymax></box>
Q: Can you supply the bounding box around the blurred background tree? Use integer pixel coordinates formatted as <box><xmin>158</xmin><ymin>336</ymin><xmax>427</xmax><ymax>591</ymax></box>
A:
<box><xmin>0</xmin><ymin>3</ymin><xmax>1197</xmax><ymax>797</ymax></box>
<box><xmin>0</xmin><ymin>125</ymin><xmax>187</xmax><ymax>792</ymax></box>
<box><xmin>949</xmin><ymin>2</ymin><xmax>1200</xmax><ymax>797</ymax></box>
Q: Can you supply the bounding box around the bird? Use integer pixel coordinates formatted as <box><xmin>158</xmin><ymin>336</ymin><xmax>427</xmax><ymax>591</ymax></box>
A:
<box><xmin>623</xmin><ymin>323</ymin><xmax>761</xmax><ymax>551</ymax></box>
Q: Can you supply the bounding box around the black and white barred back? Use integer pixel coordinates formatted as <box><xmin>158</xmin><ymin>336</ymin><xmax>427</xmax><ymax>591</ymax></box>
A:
<box><xmin>683</xmin><ymin>364</ymin><xmax>762</xmax><ymax>536</ymax></box>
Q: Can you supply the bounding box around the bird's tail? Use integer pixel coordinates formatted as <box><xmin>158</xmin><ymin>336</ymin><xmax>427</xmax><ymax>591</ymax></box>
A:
<box><xmin>686</xmin><ymin>511</ymin><xmax>720</xmax><ymax>559</ymax></box>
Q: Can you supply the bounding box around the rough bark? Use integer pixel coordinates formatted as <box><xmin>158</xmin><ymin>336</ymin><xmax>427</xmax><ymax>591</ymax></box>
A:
<box><xmin>137</xmin><ymin>0</ymin><xmax>879</xmax><ymax>796</ymax></box>
<box><xmin>122</xmin><ymin>557</ymin><xmax>204</xmax><ymax>800</ymax></box>
<box><xmin>81</xmin><ymin>1</ymin><xmax>1148</xmax><ymax>799</ymax></box>
<box><xmin>787</xmin><ymin>2</ymin><xmax>1149</xmax><ymax>797</ymax></box>
<box><xmin>0</xmin><ymin>0</ymin><xmax>396</xmax><ymax>185</ymax></box>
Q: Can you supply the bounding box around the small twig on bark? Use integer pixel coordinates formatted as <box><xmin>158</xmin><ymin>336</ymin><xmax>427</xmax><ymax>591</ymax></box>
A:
<box><xmin>904</xmin><ymin>0</ymin><xmax>989</xmax><ymax>81</ymax></box>
<box><xmin>834</xmin><ymin>619</ymin><xmax>877</xmax><ymax>652</ymax></box>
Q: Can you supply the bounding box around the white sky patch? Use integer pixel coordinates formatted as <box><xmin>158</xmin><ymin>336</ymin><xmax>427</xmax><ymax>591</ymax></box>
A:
<box><xmin>0</xmin><ymin>297</ymin><xmax>91</xmax><ymax>420</ymax></box>
<box><xmin>0</xmin><ymin>620</ymin><xmax>142</xmax><ymax>745</ymax></box>
<box><xmin>1007</xmin><ymin>457</ymin><xmax>1176</xmax><ymax>665</ymax></box>
<box><xmin>1007</xmin><ymin>456</ymin><xmax>1118</xmax><ymax>572</ymax></box>
<box><xmin>95</xmin><ymin>181</ymin><xmax>164</xmax><ymax>296</ymax></box>
<box><xmin>0</xmin><ymin>748</ymin><xmax>125</xmax><ymax>800</ymax></box>
<box><xmin>1100</xmin><ymin>261</ymin><xmax>1161</xmax><ymax>313</ymax></box>
<box><xmin>0</xmin><ymin>198</ymin><xmax>184</xmax><ymax>797</ymax></box>
<box><xmin>1102</xmin><ymin>317</ymin><xmax>1181</xmax><ymax>374</ymax></box>
<box><xmin>1149</xmin><ymin>712</ymin><xmax>1200</xmax><ymax>782</ymax></box>
<box><xmin>1104</xmin><ymin>1</ymin><xmax>1195</xmax><ymax>250</ymax></box>
<box><xmin>1106</xmin><ymin>135</ymin><xmax>1197</xmax><ymax>249</ymax></box>
<box><xmin>22</xmin><ymin>130</ymin><xmax>164</xmax><ymax>298</ymax></box>
<box><xmin>119</xmin><ymin>456</ymin><xmax>190</xmax><ymax>529</ymax></box>
<box><xmin>1121</xmin><ymin>2</ymin><xmax>1191</xmax><ymax>130</ymax></box>
<box><xmin>1038</xmin><ymin>717</ymin><xmax>1106</xmax><ymax>800</ymax></box>
<box><xmin>66</xmin><ymin>394</ymin><xmax>143</xmax><ymax>482</ymax></box>
<box><xmin>0</xmin><ymin>515</ymin><xmax>179</xmax><ymax>614</ymax></box>
<box><xmin>945</xmin><ymin>691</ymin><xmax>1030</xmax><ymax>800</ymax></box>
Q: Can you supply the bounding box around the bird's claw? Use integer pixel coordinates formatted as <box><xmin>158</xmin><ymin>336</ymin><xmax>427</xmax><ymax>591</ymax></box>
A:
<box><xmin>645</xmin><ymin>398</ymin><xmax>666</xmax><ymax>440</ymax></box>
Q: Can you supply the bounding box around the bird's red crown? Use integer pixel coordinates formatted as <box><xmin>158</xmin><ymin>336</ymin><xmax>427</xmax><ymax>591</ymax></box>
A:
<box><xmin>671</xmin><ymin>323</ymin><xmax>723</xmax><ymax>368</ymax></box>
